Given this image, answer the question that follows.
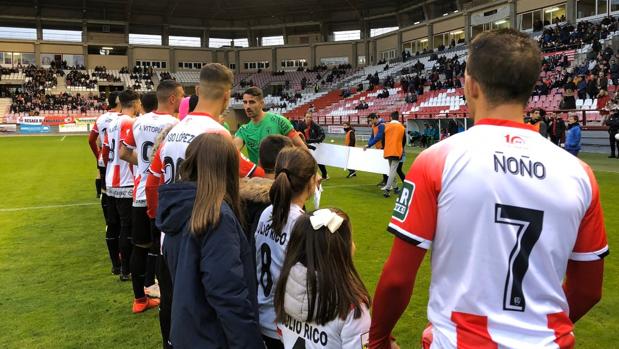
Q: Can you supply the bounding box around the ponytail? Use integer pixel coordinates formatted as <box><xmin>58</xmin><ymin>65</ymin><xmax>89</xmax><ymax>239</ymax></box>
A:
<box><xmin>268</xmin><ymin>148</ymin><xmax>317</xmax><ymax>236</ymax></box>
<box><xmin>270</xmin><ymin>171</ymin><xmax>293</xmax><ymax>235</ymax></box>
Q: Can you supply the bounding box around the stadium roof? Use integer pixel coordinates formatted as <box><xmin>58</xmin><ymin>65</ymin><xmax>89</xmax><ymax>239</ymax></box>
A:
<box><xmin>0</xmin><ymin>0</ymin><xmax>459</xmax><ymax>38</ymax></box>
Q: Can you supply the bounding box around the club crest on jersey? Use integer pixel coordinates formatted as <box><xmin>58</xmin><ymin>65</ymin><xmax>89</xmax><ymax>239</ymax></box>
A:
<box><xmin>392</xmin><ymin>180</ymin><xmax>415</xmax><ymax>222</ymax></box>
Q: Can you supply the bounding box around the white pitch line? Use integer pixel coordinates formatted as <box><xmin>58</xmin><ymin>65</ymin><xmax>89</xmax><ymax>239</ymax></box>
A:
<box><xmin>0</xmin><ymin>202</ymin><xmax>98</xmax><ymax>212</ymax></box>
<box><xmin>322</xmin><ymin>183</ymin><xmax>377</xmax><ymax>189</ymax></box>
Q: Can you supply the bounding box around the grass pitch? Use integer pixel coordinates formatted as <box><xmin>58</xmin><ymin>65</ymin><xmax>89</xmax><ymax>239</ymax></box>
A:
<box><xmin>0</xmin><ymin>135</ymin><xmax>617</xmax><ymax>348</ymax></box>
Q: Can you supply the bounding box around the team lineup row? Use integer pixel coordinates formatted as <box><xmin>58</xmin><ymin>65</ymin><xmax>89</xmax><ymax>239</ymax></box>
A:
<box><xmin>87</xmin><ymin>29</ymin><xmax>608</xmax><ymax>349</ymax></box>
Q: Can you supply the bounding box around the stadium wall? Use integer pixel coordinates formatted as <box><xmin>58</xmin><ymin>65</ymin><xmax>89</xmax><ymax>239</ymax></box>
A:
<box><xmin>276</xmin><ymin>46</ymin><xmax>311</xmax><ymax>63</ymax></box>
<box><xmin>87</xmin><ymin>32</ymin><xmax>126</xmax><ymax>45</ymax></box>
<box><xmin>517</xmin><ymin>0</ymin><xmax>566</xmax><ymax>13</ymax></box>
<box><xmin>87</xmin><ymin>54</ymin><xmax>128</xmax><ymax>69</ymax></box>
<box><xmin>40</xmin><ymin>43</ymin><xmax>83</xmax><ymax>55</ymax></box>
<box><xmin>133</xmin><ymin>47</ymin><xmax>170</xmax><ymax>61</ymax></box>
<box><xmin>402</xmin><ymin>27</ymin><xmax>428</xmax><ymax>42</ymax></box>
<box><xmin>376</xmin><ymin>34</ymin><xmax>398</xmax><ymax>53</ymax></box>
<box><xmin>0</xmin><ymin>41</ymin><xmax>35</xmax><ymax>52</ymax></box>
<box><xmin>174</xmin><ymin>49</ymin><xmax>214</xmax><ymax>64</ymax></box>
<box><xmin>433</xmin><ymin>16</ymin><xmax>466</xmax><ymax>34</ymax></box>
<box><xmin>316</xmin><ymin>42</ymin><xmax>354</xmax><ymax>65</ymax></box>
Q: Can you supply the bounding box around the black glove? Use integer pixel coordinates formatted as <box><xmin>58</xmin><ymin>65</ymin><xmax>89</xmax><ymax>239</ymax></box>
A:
<box><xmin>307</xmin><ymin>144</ymin><xmax>316</xmax><ymax>151</ymax></box>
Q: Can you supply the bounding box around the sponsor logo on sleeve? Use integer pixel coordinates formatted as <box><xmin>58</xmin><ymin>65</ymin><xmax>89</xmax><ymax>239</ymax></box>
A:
<box><xmin>392</xmin><ymin>180</ymin><xmax>415</xmax><ymax>222</ymax></box>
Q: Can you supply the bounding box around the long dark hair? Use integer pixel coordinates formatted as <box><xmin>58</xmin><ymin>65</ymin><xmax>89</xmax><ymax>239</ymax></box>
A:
<box><xmin>178</xmin><ymin>133</ymin><xmax>241</xmax><ymax>236</ymax></box>
<box><xmin>269</xmin><ymin>147</ymin><xmax>316</xmax><ymax>235</ymax></box>
<box><xmin>274</xmin><ymin>209</ymin><xmax>371</xmax><ymax>325</ymax></box>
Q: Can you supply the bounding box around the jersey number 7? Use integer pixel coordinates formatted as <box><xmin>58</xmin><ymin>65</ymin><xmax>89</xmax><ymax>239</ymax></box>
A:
<box><xmin>494</xmin><ymin>204</ymin><xmax>544</xmax><ymax>312</ymax></box>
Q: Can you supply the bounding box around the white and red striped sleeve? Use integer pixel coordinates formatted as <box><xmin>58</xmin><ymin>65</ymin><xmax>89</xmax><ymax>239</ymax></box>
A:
<box><xmin>120</xmin><ymin>117</ymin><xmax>136</xmax><ymax>149</ymax></box>
<box><xmin>387</xmin><ymin>145</ymin><xmax>449</xmax><ymax>249</ymax></box>
<box><xmin>148</xmin><ymin>145</ymin><xmax>164</xmax><ymax>178</ymax></box>
<box><xmin>570</xmin><ymin>162</ymin><xmax>609</xmax><ymax>261</ymax></box>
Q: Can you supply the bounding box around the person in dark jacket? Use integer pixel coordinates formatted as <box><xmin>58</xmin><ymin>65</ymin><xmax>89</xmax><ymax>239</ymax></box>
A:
<box><xmin>301</xmin><ymin>111</ymin><xmax>328</xmax><ymax>179</ymax></box>
<box><xmin>548</xmin><ymin>114</ymin><xmax>567</xmax><ymax>146</ymax></box>
<box><xmin>605</xmin><ymin>112</ymin><xmax>619</xmax><ymax>158</ymax></box>
<box><xmin>156</xmin><ymin>133</ymin><xmax>264</xmax><ymax>349</ymax></box>
<box><xmin>343</xmin><ymin>122</ymin><xmax>357</xmax><ymax>178</ymax></box>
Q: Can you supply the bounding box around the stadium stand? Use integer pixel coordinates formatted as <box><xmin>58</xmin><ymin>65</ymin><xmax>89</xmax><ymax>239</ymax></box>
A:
<box><xmin>1</xmin><ymin>12</ymin><xmax>619</xmax><ymax>131</ymax></box>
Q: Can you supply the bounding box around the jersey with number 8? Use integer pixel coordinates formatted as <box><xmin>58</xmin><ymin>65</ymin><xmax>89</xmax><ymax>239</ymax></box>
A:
<box><xmin>121</xmin><ymin>111</ymin><xmax>178</xmax><ymax>207</ymax></box>
<box><xmin>254</xmin><ymin>204</ymin><xmax>304</xmax><ymax>339</ymax></box>
<box><xmin>388</xmin><ymin>119</ymin><xmax>608</xmax><ymax>348</ymax></box>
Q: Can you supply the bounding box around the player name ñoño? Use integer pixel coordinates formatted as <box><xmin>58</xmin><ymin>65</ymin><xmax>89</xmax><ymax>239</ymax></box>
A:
<box><xmin>255</xmin><ymin>220</ymin><xmax>287</xmax><ymax>246</ymax></box>
<box><xmin>166</xmin><ymin>132</ymin><xmax>195</xmax><ymax>144</ymax></box>
<box><xmin>281</xmin><ymin>315</ymin><xmax>328</xmax><ymax>346</ymax></box>
<box><xmin>493</xmin><ymin>151</ymin><xmax>546</xmax><ymax>180</ymax></box>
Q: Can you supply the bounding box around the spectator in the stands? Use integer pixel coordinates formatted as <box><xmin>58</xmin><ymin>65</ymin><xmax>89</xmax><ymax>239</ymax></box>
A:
<box><xmin>405</xmin><ymin>92</ymin><xmax>417</xmax><ymax>104</ymax></box>
<box><xmin>560</xmin><ymin>88</ymin><xmax>577</xmax><ymax>110</ymax></box>
<box><xmin>586</xmin><ymin>76</ymin><xmax>599</xmax><ymax>99</ymax></box>
<box><xmin>377</xmin><ymin>88</ymin><xmax>389</xmax><ymax>99</ymax></box>
<box><xmin>355</xmin><ymin>100</ymin><xmax>369</xmax><ymax>110</ymax></box>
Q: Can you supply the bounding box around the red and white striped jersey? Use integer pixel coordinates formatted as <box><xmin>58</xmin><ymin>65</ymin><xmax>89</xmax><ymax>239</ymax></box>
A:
<box><xmin>388</xmin><ymin>118</ymin><xmax>608</xmax><ymax>349</ymax></box>
<box><xmin>92</xmin><ymin>111</ymin><xmax>118</xmax><ymax>167</ymax></box>
<box><xmin>121</xmin><ymin>111</ymin><xmax>178</xmax><ymax>207</ymax></box>
<box><xmin>104</xmin><ymin>114</ymin><xmax>135</xmax><ymax>198</ymax></box>
<box><xmin>148</xmin><ymin>112</ymin><xmax>258</xmax><ymax>183</ymax></box>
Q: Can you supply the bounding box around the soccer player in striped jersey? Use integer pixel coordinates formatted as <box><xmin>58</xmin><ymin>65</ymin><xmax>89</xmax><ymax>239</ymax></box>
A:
<box><xmin>119</xmin><ymin>80</ymin><xmax>182</xmax><ymax>313</ymax></box>
<box><xmin>102</xmin><ymin>89</ymin><xmax>142</xmax><ymax>282</ymax></box>
<box><xmin>88</xmin><ymin>92</ymin><xmax>121</xmax><ymax>274</ymax></box>
<box><xmin>370</xmin><ymin>29</ymin><xmax>607</xmax><ymax>349</ymax></box>
<box><xmin>145</xmin><ymin>63</ymin><xmax>264</xmax><ymax>349</ymax></box>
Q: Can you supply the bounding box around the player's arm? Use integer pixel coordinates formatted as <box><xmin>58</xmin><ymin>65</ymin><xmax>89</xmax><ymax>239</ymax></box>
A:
<box><xmin>280</xmin><ymin>116</ymin><xmax>308</xmax><ymax>149</ymax></box>
<box><xmin>88</xmin><ymin>128</ymin><xmax>100</xmax><ymax>160</ymax></box>
<box><xmin>119</xmin><ymin>144</ymin><xmax>138</xmax><ymax>165</ymax></box>
<box><xmin>233</xmin><ymin>136</ymin><xmax>245</xmax><ymax>151</ymax></box>
<box><xmin>369</xmin><ymin>149</ymin><xmax>444</xmax><ymax>349</ymax></box>
<box><xmin>370</xmin><ymin>240</ymin><xmax>426</xmax><ymax>349</ymax></box>
<box><xmin>366</xmin><ymin>124</ymin><xmax>384</xmax><ymax>149</ymax></box>
<box><xmin>119</xmin><ymin>119</ymin><xmax>137</xmax><ymax>165</ymax></box>
<box><xmin>101</xmin><ymin>132</ymin><xmax>110</xmax><ymax>167</ymax></box>
<box><xmin>289</xmin><ymin>131</ymin><xmax>308</xmax><ymax>149</ymax></box>
<box><xmin>563</xmin><ymin>163</ymin><xmax>608</xmax><ymax>323</ymax></box>
<box><xmin>563</xmin><ymin>259</ymin><xmax>604</xmax><ymax>323</ymax></box>
<box><xmin>146</xmin><ymin>146</ymin><xmax>164</xmax><ymax>219</ymax></box>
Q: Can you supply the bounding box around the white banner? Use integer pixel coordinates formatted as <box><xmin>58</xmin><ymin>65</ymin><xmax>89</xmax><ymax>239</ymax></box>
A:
<box><xmin>310</xmin><ymin>143</ymin><xmax>389</xmax><ymax>175</ymax></box>
<box><xmin>0</xmin><ymin>124</ymin><xmax>17</xmax><ymax>132</ymax></box>
<box><xmin>59</xmin><ymin>123</ymin><xmax>89</xmax><ymax>133</ymax></box>
<box><xmin>310</xmin><ymin>143</ymin><xmax>350</xmax><ymax>169</ymax></box>
<box><xmin>347</xmin><ymin>147</ymin><xmax>390</xmax><ymax>175</ymax></box>
<box><xmin>18</xmin><ymin>116</ymin><xmax>45</xmax><ymax>125</ymax></box>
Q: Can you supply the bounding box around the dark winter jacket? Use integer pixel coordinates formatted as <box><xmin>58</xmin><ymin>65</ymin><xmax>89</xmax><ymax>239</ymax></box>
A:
<box><xmin>156</xmin><ymin>182</ymin><xmax>264</xmax><ymax>349</ymax></box>
<box><xmin>606</xmin><ymin>113</ymin><xmax>619</xmax><ymax>134</ymax></box>
<box><xmin>301</xmin><ymin>120</ymin><xmax>325</xmax><ymax>144</ymax></box>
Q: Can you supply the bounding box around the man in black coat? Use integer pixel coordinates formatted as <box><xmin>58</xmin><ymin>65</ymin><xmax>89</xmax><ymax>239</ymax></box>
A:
<box><xmin>605</xmin><ymin>112</ymin><xmax>619</xmax><ymax>157</ymax></box>
<box><xmin>301</xmin><ymin>111</ymin><xmax>329</xmax><ymax>179</ymax></box>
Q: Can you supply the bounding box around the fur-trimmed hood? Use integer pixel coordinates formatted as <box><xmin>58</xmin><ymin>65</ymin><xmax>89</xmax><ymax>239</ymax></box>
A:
<box><xmin>240</xmin><ymin>177</ymin><xmax>273</xmax><ymax>205</ymax></box>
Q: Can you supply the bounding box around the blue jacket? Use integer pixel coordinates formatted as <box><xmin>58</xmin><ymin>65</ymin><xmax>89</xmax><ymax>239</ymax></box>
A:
<box><xmin>157</xmin><ymin>182</ymin><xmax>264</xmax><ymax>349</ymax></box>
<box><xmin>367</xmin><ymin>119</ymin><xmax>385</xmax><ymax>148</ymax></box>
<box><xmin>565</xmin><ymin>123</ymin><xmax>582</xmax><ymax>152</ymax></box>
